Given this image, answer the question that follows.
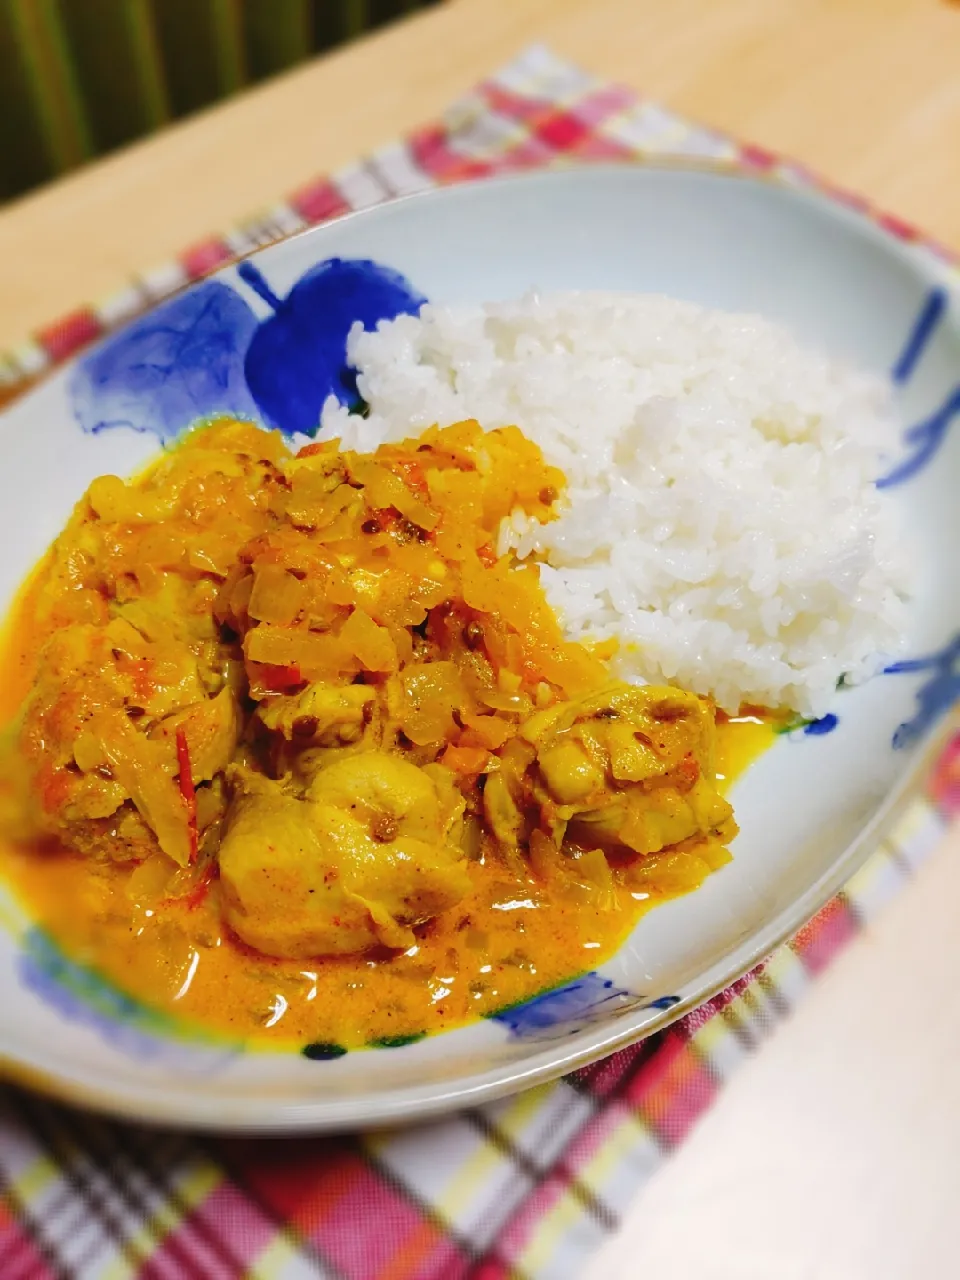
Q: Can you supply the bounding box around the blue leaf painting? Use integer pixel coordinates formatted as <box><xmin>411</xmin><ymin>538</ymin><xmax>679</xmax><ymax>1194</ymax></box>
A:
<box><xmin>239</xmin><ymin>257</ymin><xmax>427</xmax><ymax>436</ymax></box>
<box><xmin>876</xmin><ymin>385</ymin><xmax>960</xmax><ymax>489</ymax></box>
<box><xmin>70</xmin><ymin>258</ymin><xmax>428</xmax><ymax>444</ymax></box>
<box><xmin>71</xmin><ymin>281</ymin><xmax>259</xmax><ymax>443</ymax></box>
<box><xmin>885</xmin><ymin>635</ymin><xmax>960</xmax><ymax>749</ymax></box>
<box><xmin>804</xmin><ymin>713</ymin><xmax>839</xmax><ymax>736</ymax></box>
<box><xmin>877</xmin><ymin>287</ymin><xmax>957</xmax><ymax>487</ymax></box>
<box><xmin>891</xmin><ymin>288</ymin><xmax>948</xmax><ymax>385</ymax></box>
<box><xmin>490</xmin><ymin>971</ymin><xmax>667</xmax><ymax>1043</ymax></box>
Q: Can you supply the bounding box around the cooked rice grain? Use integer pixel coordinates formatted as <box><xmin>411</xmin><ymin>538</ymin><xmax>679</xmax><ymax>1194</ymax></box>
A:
<box><xmin>322</xmin><ymin>292</ymin><xmax>909</xmax><ymax>715</ymax></box>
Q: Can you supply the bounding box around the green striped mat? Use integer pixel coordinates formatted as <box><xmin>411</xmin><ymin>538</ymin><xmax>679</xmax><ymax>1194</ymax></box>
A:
<box><xmin>0</xmin><ymin>0</ymin><xmax>436</xmax><ymax>203</ymax></box>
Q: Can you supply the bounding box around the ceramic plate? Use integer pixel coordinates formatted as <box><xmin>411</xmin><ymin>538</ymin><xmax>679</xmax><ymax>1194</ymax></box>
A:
<box><xmin>1</xmin><ymin>164</ymin><xmax>958</xmax><ymax>1131</ymax></box>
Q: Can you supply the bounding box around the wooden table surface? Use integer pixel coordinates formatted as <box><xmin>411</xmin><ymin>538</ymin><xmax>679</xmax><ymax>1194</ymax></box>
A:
<box><xmin>3</xmin><ymin>1</ymin><xmax>960</xmax><ymax>1275</ymax></box>
<box><xmin>3</xmin><ymin>0</ymin><xmax>960</xmax><ymax>351</ymax></box>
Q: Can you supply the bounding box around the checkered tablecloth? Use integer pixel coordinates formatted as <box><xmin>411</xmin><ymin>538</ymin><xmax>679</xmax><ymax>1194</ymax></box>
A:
<box><xmin>1</xmin><ymin>44</ymin><xmax>958</xmax><ymax>1280</ymax></box>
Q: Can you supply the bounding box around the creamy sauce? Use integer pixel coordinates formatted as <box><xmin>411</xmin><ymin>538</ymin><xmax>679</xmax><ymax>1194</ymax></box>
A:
<box><xmin>0</xmin><ymin>561</ymin><xmax>774</xmax><ymax>1052</ymax></box>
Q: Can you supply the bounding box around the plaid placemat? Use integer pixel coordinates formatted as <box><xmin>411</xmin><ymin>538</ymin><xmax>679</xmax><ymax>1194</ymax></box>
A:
<box><xmin>1</xmin><ymin>44</ymin><xmax>958</xmax><ymax>1280</ymax></box>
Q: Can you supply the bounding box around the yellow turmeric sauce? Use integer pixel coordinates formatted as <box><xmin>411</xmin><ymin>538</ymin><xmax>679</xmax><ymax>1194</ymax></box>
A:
<box><xmin>0</xmin><ymin>422</ymin><xmax>776</xmax><ymax>1053</ymax></box>
<box><xmin>0</xmin><ymin>605</ymin><xmax>772</xmax><ymax>1052</ymax></box>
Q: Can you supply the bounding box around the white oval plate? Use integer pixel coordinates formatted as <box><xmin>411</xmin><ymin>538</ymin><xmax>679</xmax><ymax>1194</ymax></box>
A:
<box><xmin>1</xmin><ymin>164</ymin><xmax>958</xmax><ymax>1131</ymax></box>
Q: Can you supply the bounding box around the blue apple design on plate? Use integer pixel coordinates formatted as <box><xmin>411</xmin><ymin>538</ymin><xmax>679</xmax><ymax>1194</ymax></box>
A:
<box><xmin>70</xmin><ymin>281</ymin><xmax>260</xmax><ymax>443</ymax></box>
<box><xmin>70</xmin><ymin>257</ymin><xmax>427</xmax><ymax>442</ymax></box>
<box><xmin>239</xmin><ymin>257</ymin><xmax>427</xmax><ymax>435</ymax></box>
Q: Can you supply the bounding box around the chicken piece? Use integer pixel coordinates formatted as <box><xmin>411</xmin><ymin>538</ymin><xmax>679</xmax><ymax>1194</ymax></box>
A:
<box><xmin>219</xmin><ymin>755</ymin><xmax>470</xmax><ymax>958</ymax></box>
<box><xmin>147</xmin><ymin>688</ymin><xmax>240</xmax><ymax>782</ymax></box>
<box><xmin>306</xmin><ymin>752</ymin><xmax>464</xmax><ymax>840</ymax></box>
<box><xmin>571</xmin><ymin>776</ymin><xmax>735</xmax><ymax>856</ymax></box>
<box><xmin>17</xmin><ymin>621</ymin><xmax>238</xmax><ymax>865</ymax></box>
<box><xmin>86</xmin><ymin>711</ymin><xmax>196</xmax><ymax>864</ymax></box>
<box><xmin>257</xmin><ymin>682</ymin><xmax>375</xmax><ymax>747</ymax></box>
<box><xmin>485</xmin><ymin>682</ymin><xmax>736</xmax><ymax>858</ymax></box>
<box><xmin>257</xmin><ymin>682</ymin><xmax>385</xmax><ymax>789</ymax></box>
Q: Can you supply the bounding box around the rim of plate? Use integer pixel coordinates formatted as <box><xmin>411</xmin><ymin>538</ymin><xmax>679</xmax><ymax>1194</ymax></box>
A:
<box><xmin>0</xmin><ymin>161</ymin><xmax>955</xmax><ymax>1132</ymax></box>
<box><xmin>3</xmin><ymin>154</ymin><xmax>943</xmax><ymax>412</ymax></box>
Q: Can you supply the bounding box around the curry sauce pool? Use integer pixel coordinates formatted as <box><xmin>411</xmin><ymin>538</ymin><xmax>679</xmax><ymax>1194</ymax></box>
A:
<box><xmin>1</xmin><ymin>713</ymin><xmax>768</xmax><ymax>1052</ymax></box>
<box><xmin>0</xmin><ymin>420</ymin><xmax>772</xmax><ymax>1050</ymax></box>
<box><xmin>0</xmin><ymin>719</ymin><xmax>769</xmax><ymax>1050</ymax></box>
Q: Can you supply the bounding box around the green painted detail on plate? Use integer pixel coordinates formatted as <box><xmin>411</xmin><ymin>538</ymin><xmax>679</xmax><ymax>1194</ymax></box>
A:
<box><xmin>775</xmin><ymin>713</ymin><xmax>811</xmax><ymax>735</ymax></box>
<box><xmin>302</xmin><ymin>1041</ymin><xmax>349</xmax><ymax>1061</ymax></box>
<box><xmin>369</xmin><ymin>1031</ymin><xmax>426</xmax><ymax>1049</ymax></box>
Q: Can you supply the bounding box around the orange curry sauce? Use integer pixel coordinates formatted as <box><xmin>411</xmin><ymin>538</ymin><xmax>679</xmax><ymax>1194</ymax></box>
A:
<box><xmin>0</xmin><ymin>559</ymin><xmax>772</xmax><ymax>1053</ymax></box>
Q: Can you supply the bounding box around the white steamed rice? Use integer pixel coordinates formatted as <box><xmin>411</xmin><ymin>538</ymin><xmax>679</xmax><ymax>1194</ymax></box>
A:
<box><xmin>322</xmin><ymin>292</ymin><xmax>909</xmax><ymax>717</ymax></box>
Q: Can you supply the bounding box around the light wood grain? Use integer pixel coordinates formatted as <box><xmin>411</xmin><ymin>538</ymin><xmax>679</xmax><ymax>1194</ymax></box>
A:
<box><xmin>2</xmin><ymin>4</ymin><xmax>959</xmax><ymax>1274</ymax></box>
<box><xmin>2</xmin><ymin>0</ymin><xmax>960</xmax><ymax>350</ymax></box>
<box><xmin>586</xmin><ymin>822</ymin><xmax>960</xmax><ymax>1280</ymax></box>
